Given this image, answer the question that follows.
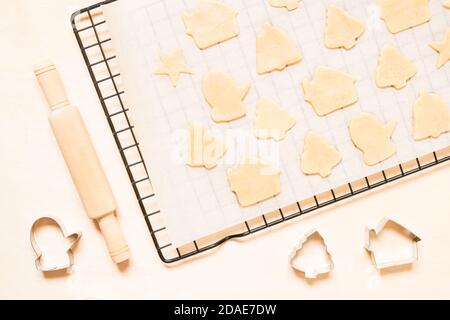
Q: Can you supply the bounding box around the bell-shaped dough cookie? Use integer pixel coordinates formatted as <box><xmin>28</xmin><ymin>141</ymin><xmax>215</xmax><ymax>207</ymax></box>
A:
<box><xmin>429</xmin><ymin>29</ymin><xmax>450</xmax><ymax>69</ymax></box>
<box><xmin>182</xmin><ymin>0</ymin><xmax>239</xmax><ymax>50</ymax></box>
<box><xmin>376</xmin><ymin>44</ymin><xmax>417</xmax><ymax>89</ymax></box>
<box><xmin>349</xmin><ymin>113</ymin><xmax>397</xmax><ymax>166</ymax></box>
<box><xmin>203</xmin><ymin>71</ymin><xmax>250</xmax><ymax>123</ymax></box>
<box><xmin>324</xmin><ymin>5</ymin><xmax>365</xmax><ymax>50</ymax></box>
<box><xmin>227</xmin><ymin>159</ymin><xmax>281</xmax><ymax>207</ymax></box>
<box><xmin>256</xmin><ymin>23</ymin><xmax>302</xmax><ymax>75</ymax></box>
<box><xmin>268</xmin><ymin>0</ymin><xmax>301</xmax><ymax>11</ymax></box>
<box><xmin>254</xmin><ymin>97</ymin><xmax>296</xmax><ymax>141</ymax></box>
<box><xmin>413</xmin><ymin>92</ymin><xmax>450</xmax><ymax>141</ymax></box>
<box><xmin>187</xmin><ymin>124</ymin><xmax>227</xmax><ymax>169</ymax></box>
<box><xmin>301</xmin><ymin>132</ymin><xmax>342</xmax><ymax>178</ymax></box>
<box><xmin>376</xmin><ymin>0</ymin><xmax>431</xmax><ymax>34</ymax></box>
<box><xmin>302</xmin><ymin>66</ymin><xmax>358</xmax><ymax>116</ymax></box>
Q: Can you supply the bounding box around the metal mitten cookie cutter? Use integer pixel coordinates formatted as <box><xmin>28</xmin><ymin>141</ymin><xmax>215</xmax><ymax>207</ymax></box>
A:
<box><xmin>365</xmin><ymin>218</ymin><xmax>421</xmax><ymax>270</ymax></box>
<box><xmin>30</xmin><ymin>217</ymin><xmax>82</xmax><ymax>273</ymax></box>
<box><xmin>289</xmin><ymin>230</ymin><xmax>334</xmax><ymax>279</ymax></box>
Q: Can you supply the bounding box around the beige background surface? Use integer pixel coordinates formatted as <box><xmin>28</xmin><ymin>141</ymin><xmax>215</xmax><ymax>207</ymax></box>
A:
<box><xmin>1</xmin><ymin>0</ymin><xmax>450</xmax><ymax>300</ymax></box>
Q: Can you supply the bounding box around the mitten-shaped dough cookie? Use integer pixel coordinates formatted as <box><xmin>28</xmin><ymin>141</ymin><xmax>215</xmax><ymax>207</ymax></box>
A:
<box><xmin>228</xmin><ymin>159</ymin><xmax>281</xmax><ymax>207</ymax></box>
<box><xmin>302</xmin><ymin>66</ymin><xmax>358</xmax><ymax>116</ymax></box>
<box><xmin>413</xmin><ymin>92</ymin><xmax>450</xmax><ymax>141</ymax></box>
<box><xmin>203</xmin><ymin>71</ymin><xmax>250</xmax><ymax>123</ymax></box>
<box><xmin>186</xmin><ymin>124</ymin><xmax>227</xmax><ymax>169</ymax></box>
<box><xmin>350</xmin><ymin>113</ymin><xmax>396</xmax><ymax>166</ymax></box>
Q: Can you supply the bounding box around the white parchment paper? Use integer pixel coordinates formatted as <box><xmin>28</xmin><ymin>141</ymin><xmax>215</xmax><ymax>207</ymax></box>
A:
<box><xmin>103</xmin><ymin>0</ymin><xmax>450</xmax><ymax>246</ymax></box>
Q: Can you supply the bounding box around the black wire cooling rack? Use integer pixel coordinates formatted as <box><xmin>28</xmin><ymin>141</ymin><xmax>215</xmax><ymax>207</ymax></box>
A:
<box><xmin>71</xmin><ymin>0</ymin><xmax>450</xmax><ymax>264</ymax></box>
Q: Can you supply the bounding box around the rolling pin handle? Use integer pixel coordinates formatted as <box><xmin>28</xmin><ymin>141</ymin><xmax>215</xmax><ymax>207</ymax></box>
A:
<box><xmin>97</xmin><ymin>213</ymin><xmax>130</xmax><ymax>264</ymax></box>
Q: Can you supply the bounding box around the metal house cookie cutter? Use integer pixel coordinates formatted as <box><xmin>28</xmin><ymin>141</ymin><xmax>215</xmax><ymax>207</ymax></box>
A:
<box><xmin>289</xmin><ymin>230</ymin><xmax>334</xmax><ymax>279</ymax></box>
<box><xmin>365</xmin><ymin>217</ymin><xmax>421</xmax><ymax>270</ymax></box>
<box><xmin>30</xmin><ymin>217</ymin><xmax>82</xmax><ymax>273</ymax></box>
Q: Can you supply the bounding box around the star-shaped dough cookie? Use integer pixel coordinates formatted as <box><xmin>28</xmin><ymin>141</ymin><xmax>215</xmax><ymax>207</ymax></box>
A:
<box><xmin>429</xmin><ymin>29</ymin><xmax>450</xmax><ymax>69</ymax></box>
<box><xmin>153</xmin><ymin>49</ymin><xmax>192</xmax><ymax>87</ymax></box>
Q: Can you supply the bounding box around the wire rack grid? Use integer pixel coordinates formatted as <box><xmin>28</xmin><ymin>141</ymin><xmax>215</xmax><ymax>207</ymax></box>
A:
<box><xmin>71</xmin><ymin>0</ymin><xmax>450</xmax><ymax>263</ymax></box>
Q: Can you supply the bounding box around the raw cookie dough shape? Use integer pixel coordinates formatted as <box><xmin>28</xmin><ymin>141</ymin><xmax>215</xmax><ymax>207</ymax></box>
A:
<box><xmin>256</xmin><ymin>23</ymin><xmax>302</xmax><ymax>75</ymax></box>
<box><xmin>301</xmin><ymin>132</ymin><xmax>342</xmax><ymax>178</ymax></box>
<box><xmin>302</xmin><ymin>66</ymin><xmax>358</xmax><ymax>116</ymax></box>
<box><xmin>182</xmin><ymin>0</ymin><xmax>239</xmax><ymax>50</ymax></box>
<box><xmin>413</xmin><ymin>92</ymin><xmax>450</xmax><ymax>141</ymax></box>
<box><xmin>349</xmin><ymin>113</ymin><xmax>397</xmax><ymax>166</ymax></box>
<box><xmin>376</xmin><ymin>0</ymin><xmax>431</xmax><ymax>34</ymax></box>
<box><xmin>324</xmin><ymin>5</ymin><xmax>365</xmax><ymax>50</ymax></box>
<box><xmin>186</xmin><ymin>124</ymin><xmax>227</xmax><ymax>169</ymax></box>
<box><xmin>203</xmin><ymin>71</ymin><xmax>250</xmax><ymax>123</ymax></box>
<box><xmin>254</xmin><ymin>97</ymin><xmax>296</xmax><ymax>141</ymax></box>
<box><xmin>376</xmin><ymin>44</ymin><xmax>417</xmax><ymax>89</ymax></box>
<box><xmin>268</xmin><ymin>0</ymin><xmax>301</xmax><ymax>11</ymax></box>
<box><xmin>227</xmin><ymin>159</ymin><xmax>281</xmax><ymax>207</ymax></box>
<box><xmin>429</xmin><ymin>29</ymin><xmax>450</xmax><ymax>69</ymax></box>
<box><xmin>153</xmin><ymin>49</ymin><xmax>192</xmax><ymax>87</ymax></box>
<box><xmin>445</xmin><ymin>0</ymin><xmax>450</xmax><ymax>9</ymax></box>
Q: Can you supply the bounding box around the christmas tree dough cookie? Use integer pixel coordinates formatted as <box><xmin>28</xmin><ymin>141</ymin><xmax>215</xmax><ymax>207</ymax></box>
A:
<box><xmin>302</xmin><ymin>66</ymin><xmax>358</xmax><ymax>116</ymax></box>
<box><xmin>413</xmin><ymin>92</ymin><xmax>450</xmax><ymax>141</ymax></box>
<box><xmin>324</xmin><ymin>5</ymin><xmax>365</xmax><ymax>50</ymax></box>
<box><xmin>429</xmin><ymin>29</ymin><xmax>450</xmax><ymax>69</ymax></box>
<box><xmin>182</xmin><ymin>0</ymin><xmax>239</xmax><ymax>49</ymax></box>
<box><xmin>256</xmin><ymin>23</ymin><xmax>302</xmax><ymax>75</ymax></box>
<box><xmin>153</xmin><ymin>49</ymin><xmax>192</xmax><ymax>87</ymax></box>
<box><xmin>254</xmin><ymin>97</ymin><xmax>296</xmax><ymax>141</ymax></box>
<box><xmin>203</xmin><ymin>71</ymin><xmax>250</xmax><ymax>123</ymax></box>
<box><xmin>186</xmin><ymin>124</ymin><xmax>227</xmax><ymax>169</ymax></box>
<box><xmin>376</xmin><ymin>44</ymin><xmax>416</xmax><ymax>89</ymax></box>
<box><xmin>350</xmin><ymin>113</ymin><xmax>397</xmax><ymax>166</ymax></box>
<box><xmin>227</xmin><ymin>159</ymin><xmax>281</xmax><ymax>207</ymax></box>
<box><xmin>268</xmin><ymin>0</ymin><xmax>301</xmax><ymax>11</ymax></box>
<box><xmin>376</xmin><ymin>0</ymin><xmax>431</xmax><ymax>34</ymax></box>
<box><xmin>301</xmin><ymin>132</ymin><xmax>342</xmax><ymax>178</ymax></box>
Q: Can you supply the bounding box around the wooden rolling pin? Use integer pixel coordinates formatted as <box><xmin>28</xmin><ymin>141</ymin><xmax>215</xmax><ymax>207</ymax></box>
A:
<box><xmin>35</xmin><ymin>63</ymin><xmax>130</xmax><ymax>264</ymax></box>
